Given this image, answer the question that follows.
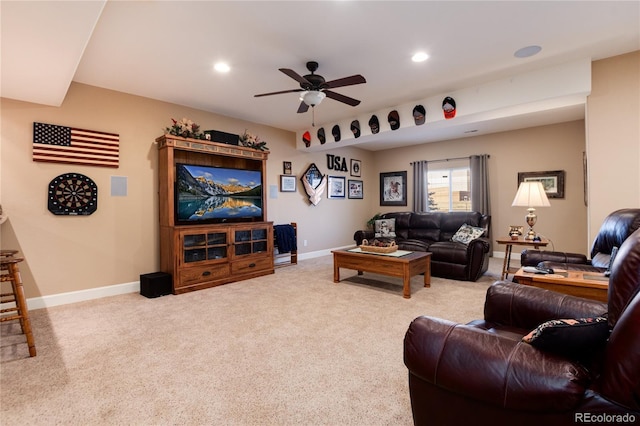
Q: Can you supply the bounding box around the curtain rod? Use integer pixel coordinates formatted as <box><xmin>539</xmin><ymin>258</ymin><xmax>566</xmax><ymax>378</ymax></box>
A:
<box><xmin>410</xmin><ymin>154</ymin><xmax>490</xmax><ymax>165</ymax></box>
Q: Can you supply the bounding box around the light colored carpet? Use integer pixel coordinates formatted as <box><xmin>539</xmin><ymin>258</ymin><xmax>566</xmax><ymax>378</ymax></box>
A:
<box><xmin>1</xmin><ymin>255</ymin><xmax>503</xmax><ymax>425</ymax></box>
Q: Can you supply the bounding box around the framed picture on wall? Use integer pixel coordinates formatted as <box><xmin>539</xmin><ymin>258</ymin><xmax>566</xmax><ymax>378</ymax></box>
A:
<box><xmin>518</xmin><ymin>170</ymin><xmax>565</xmax><ymax>198</ymax></box>
<box><xmin>350</xmin><ymin>159</ymin><xmax>361</xmax><ymax>177</ymax></box>
<box><xmin>380</xmin><ymin>171</ymin><xmax>407</xmax><ymax>206</ymax></box>
<box><xmin>348</xmin><ymin>180</ymin><xmax>363</xmax><ymax>199</ymax></box>
<box><xmin>280</xmin><ymin>175</ymin><xmax>297</xmax><ymax>192</ymax></box>
<box><xmin>327</xmin><ymin>176</ymin><xmax>346</xmax><ymax>198</ymax></box>
<box><xmin>283</xmin><ymin>161</ymin><xmax>292</xmax><ymax>175</ymax></box>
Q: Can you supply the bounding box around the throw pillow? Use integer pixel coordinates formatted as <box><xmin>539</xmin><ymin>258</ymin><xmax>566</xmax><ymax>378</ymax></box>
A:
<box><xmin>451</xmin><ymin>223</ymin><xmax>484</xmax><ymax>245</ymax></box>
<box><xmin>374</xmin><ymin>218</ymin><xmax>396</xmax><ymax>238</ymax></box>
<box><xmin>522</xmin><ymin>316</ymin><xmax>609</xmax><ymax>357</ymax></box>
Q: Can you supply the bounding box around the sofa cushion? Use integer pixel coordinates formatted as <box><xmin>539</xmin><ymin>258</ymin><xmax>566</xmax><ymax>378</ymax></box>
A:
<box><xmin>404</xmin><ymin>212</ymin><xmax>439</xmax><ymax>241</ymax></box>
<box><xmin>428</xmin><ymin>241</ymin><xmax>470</xmax><ymax>264</ymax></box>
<box><xmin>440</xmin><ymin>211</ymin><xmax>484</xmax><ymax>240</ymax></box>
<box><xmin>374</xmin><ymin>218</ymin><xmax>396</xmax><ymax>238</ymax></box>
<box><xmin>522</xmin><ymin>316</ymin><xmax>609</xmax><ymax>357</ymax></box>
<box><xmin>381</xmin><ymin>212</ymin><xmax>411</xmax><ymax>240</ymax></box>
<box><xmin>451</xmin><ymin>223</ymin><xmax>485</xmax><ymax>245</ymax></box>
<box><xmin>398</xmin><ymin>239</ymin><xmax>430</xmax><ymax>252</ymax></box>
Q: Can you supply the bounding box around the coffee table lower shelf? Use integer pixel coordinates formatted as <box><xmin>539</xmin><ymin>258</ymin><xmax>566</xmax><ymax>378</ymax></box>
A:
<box><xmin>513</xmin><ymin>267</ymin><xmax>608</xmax><ymax>302</ymax></box>
<box><xmin>332</xmin><ymin>249</ymin><xmax>431</xmax><ymax>299</ymax></box>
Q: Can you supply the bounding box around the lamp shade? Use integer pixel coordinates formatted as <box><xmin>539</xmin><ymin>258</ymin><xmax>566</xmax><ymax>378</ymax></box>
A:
<box><xmin>301</xmin><ymin>91</ymin><xmax>326</xmax><ymax>107</ymax></box>
<box><xmin>512</xmin><ymin>181</ymin><xmax>551</xmax><ymax>207</ymax></box>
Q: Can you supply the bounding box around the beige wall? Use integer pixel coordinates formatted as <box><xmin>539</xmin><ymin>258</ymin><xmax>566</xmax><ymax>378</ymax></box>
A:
<box><xmin>0</xmin><ymin>83</ymin><xmax>373</xmax><ymax>299</ymax></box>
<box><xmin>370</xmin><ymin>121</ymin><xmax>588</xmax><ymax>254</ymax></box>
<box><xmin>586</xmin><ymin>51</ymin><xmax>640</xmax><ymax>242</ymax></box>
<box><xmin>1</xmin><ymin>52</ymin><xmax>637</xmax><ymax>300</ymax></box>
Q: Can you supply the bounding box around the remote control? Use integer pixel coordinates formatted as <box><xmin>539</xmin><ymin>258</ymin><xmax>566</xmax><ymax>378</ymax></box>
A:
<box><xmin>523</xmin><ymin>266</ymin><xmax>554</xmax><ymax>274</ymax></box>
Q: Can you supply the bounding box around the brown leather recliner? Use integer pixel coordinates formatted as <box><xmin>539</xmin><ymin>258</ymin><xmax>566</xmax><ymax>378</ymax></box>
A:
<box><xmin>403</xmin><ymin>228</ymin><xmax>640</xmax><ymax>426</ymax></box>
<box><xmin>521</xmin><ymin>208</ymin><xmax>640</xmax><ymax>273</ymax></box>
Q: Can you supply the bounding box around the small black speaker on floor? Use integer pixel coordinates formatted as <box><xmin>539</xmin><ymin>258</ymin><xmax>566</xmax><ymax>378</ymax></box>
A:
<box><xmin>140</xmin><ymin>272</ymin><xmax>172</xmax><ymax>298</ymax></box>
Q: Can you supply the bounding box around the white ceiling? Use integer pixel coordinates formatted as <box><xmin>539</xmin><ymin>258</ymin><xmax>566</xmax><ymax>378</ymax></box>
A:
<box><xmin>2</xmin><ymin>1</ymin><xmax>639</xmax><ymax>150</ymax></box>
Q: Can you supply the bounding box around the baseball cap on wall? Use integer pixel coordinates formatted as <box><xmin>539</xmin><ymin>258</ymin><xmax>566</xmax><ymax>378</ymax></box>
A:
<box><xmin>351</xmin><ymin>120</ymin><xmax>361</xmax><ymax>138</ymax></box>
<box><xmin>317</xmin><ymin>127</ymin><xmax>326</xmax><ymax>144</ymax></box>
<box><xmin>332</xmin><ymin>125</ymin><xmax>341</xmax><ymax>142</ymax></box>
<box><xmin>388</xmin><ymin>110</ymin><xmax>400</xmax><ymax>130</ymax></box>
<box><xmin>413</xmin><ymin>105</ymin><xmax>426</xmax><ymax>125</ymax></box>
<box><xmin>442</xmin><ymin>97</ymin><xmax>456</xmax><ymax>119</ymax></box>
<box><xmin>302</xmin><ymin>131</ymin><xmax>311</xmax><ymax>147</ymax></box>
<box><xmin>369</xmin><ymin>115</ymin><xmax>380</xmax><ymax>134</ymax></box>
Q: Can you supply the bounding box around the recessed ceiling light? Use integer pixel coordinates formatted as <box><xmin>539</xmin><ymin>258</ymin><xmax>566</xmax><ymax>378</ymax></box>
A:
<box><xmin>412</xmin><ymin>52</ymin><xmax>429</xmax><ymax>63</ymax></box>
<box><xmin>214</xmin><ymin>62</ymin><xmax>230</xmax><ymax>73</ymax></box>
<box><xmin>514</xmin><ymin>45</ymin><xmax>542</xmax><ymax>58</ymax></box>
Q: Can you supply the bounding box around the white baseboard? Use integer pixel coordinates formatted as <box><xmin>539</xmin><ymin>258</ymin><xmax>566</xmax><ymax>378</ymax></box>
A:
<box><xmin>28</xmin><ymin>244</ymin><xmax>504</xmax><ymax>310</ymax></box>
<box><xmin>24</xmin><ymin>245</ymin><xmax>352</xmax><ymax>310</ymax></box>
<box><xmin>26</xmin><ymin>281</ymin><xmax>140</xmax><ymax>311</ymax></box>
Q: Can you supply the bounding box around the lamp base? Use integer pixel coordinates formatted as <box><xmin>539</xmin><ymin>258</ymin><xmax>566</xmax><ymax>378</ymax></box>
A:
<box><xmin>524</xmin><ymin>208</ymin><xmax>537</xmax><ymax>240</ymax></box>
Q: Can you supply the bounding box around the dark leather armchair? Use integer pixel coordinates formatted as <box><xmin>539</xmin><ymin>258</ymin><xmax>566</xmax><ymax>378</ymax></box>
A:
<box><xmin>521</xmin><ymin>208</ymin><xmax>640</xmax><ymax>272</ymax></box>
<box><xmin>403</xmin><ymin>228</ymin><xmax>640</xmax><ymax>426</ymax></box>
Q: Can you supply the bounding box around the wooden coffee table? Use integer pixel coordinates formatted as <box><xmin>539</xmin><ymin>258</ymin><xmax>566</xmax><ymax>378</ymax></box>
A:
<box><xmin>513</xmin><ymin>267</ymin><xmax>608</xmax><ymax>302</ymax></box>
<box><xmin>332</xmin><ymin>249</ymin><xmax>431</xmax><ymax>299</ymax></box>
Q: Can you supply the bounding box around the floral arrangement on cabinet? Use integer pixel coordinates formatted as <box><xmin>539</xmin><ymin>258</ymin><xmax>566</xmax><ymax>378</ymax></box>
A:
<box><xmin>239</xmin><ymin>130</ymin><xmax>269</xmax><ymax>151</ymax></box>
<box><xmin>164</xmin><ymin>118</ymin><xmax>205</xmax><ymax>139</ymax></box>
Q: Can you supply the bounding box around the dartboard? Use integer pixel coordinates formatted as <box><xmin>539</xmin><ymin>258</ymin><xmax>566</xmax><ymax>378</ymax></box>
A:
<box><xmin>48</xmin><ymin>173</ymin><xmax>98</xmax><ymax>215</ymax></box>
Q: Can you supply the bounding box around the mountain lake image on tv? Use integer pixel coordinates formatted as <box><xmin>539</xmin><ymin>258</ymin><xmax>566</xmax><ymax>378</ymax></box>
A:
<box><xmin>176</xmin><ymin>163</ymin><xmax>263</xmax><ymax>223</ymax></box>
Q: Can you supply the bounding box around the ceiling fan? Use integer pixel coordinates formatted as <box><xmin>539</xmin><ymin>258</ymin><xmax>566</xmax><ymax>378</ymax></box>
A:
<box><xmin>254</xmin><ymin>61</ymin><xmax>366</xmax><ymax>114</ymax></box>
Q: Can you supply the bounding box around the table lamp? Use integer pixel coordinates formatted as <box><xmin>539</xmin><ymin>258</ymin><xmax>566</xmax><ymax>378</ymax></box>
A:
<box><xmin>511</xmin><ymin>181</ymin><xmax>550</xmax><ymax>240</ymax></box>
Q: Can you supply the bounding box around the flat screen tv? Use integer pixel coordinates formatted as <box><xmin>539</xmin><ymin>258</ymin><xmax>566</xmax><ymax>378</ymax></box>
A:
<box><xmin>175</xmin><ymin>163</ymin><xmax>263</xmax><ymax>224</ymax></box>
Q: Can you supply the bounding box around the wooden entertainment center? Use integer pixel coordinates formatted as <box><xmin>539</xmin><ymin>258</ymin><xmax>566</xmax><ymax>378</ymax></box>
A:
<box><xmin>157</xmin><ymin>135</ymin><xmax>274</xmax><ymax>294</ymax></box>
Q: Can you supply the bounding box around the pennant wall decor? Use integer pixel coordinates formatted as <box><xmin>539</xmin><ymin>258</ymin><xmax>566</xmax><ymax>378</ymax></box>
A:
<box><xmin>33</xmin><ymin>122</ymin><xmax>119</xmax><ymax>168</ymax></box>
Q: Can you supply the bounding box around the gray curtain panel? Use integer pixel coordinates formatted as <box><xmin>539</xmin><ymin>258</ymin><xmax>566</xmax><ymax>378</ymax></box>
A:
<box><xmin>412</xmin><ymin>160</ymin><xmax>428</xmax><ymax>212</ymax></box>
<box><xmin>470</xmin><ymin>154</ymin><xmax>492</xmax><ymax>253</ymax></box>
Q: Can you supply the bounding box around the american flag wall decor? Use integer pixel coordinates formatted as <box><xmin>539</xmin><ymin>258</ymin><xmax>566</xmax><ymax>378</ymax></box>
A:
<box><xmin>33</xmin><ymin>122</ymin><xmax>120</xmax><ymax>168</ymax></box>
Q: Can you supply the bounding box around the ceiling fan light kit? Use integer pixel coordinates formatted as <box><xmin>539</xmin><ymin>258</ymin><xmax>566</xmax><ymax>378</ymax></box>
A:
<box><xmin>300</xmin><ymin>90</ymin><xmax>326</xmax><ymax>107</ymax></box>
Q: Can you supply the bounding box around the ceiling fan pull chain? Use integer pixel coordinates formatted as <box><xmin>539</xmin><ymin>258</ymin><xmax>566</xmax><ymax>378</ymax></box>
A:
<box><xmin>312</xmin><ymin>107</ymin><xmax>315</xmax><ymax>127</ymax></box>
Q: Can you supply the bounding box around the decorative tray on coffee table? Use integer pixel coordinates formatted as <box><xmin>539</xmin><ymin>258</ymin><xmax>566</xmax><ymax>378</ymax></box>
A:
<box><xmin>359</xmin><ymin>239</ymin><xmax>397</xmax><ymax>253</ymax></box>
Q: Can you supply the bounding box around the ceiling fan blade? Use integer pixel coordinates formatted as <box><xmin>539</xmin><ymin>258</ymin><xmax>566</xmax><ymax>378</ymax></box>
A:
<box><xmin>279</xmin><ymin>68</ymin><xmax>312</xmax><ymax>86</ymax></box>
<box><xmin>324</xmin><ymin>90</ymin><xmax>361</xmax><ymax>107</ymax></box>
<box><xmin>254</xmin><ymin>88</ymin><xmax>303</xmax><ymax>98</ymax></box>
<box><xmin>323</xmin><ymin>74</ymin><xmax>366</xmax><ymax>89</ymax></box>
<box><xmin>297</xmin><ymin>101</ymin><xmax>309</xmax><ymax>114</ymax></box>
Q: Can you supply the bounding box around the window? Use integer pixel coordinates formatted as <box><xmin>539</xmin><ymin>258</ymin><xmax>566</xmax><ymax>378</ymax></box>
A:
<box><xmin>427</xmin><ymin>165</ymin><xmax>471</xmax><ymax>212</ymax></box>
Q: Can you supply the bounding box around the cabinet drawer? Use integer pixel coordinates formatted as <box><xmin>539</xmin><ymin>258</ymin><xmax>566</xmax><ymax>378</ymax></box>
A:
<box><xmin>231</xmin><ymin>256</ymin><xmax>273</xmax><ymax>275</ymax></box>
<box><xmin>179</xmin><ymin>264</ymin><xmax>230</xmax><ymax>286</ymax></box>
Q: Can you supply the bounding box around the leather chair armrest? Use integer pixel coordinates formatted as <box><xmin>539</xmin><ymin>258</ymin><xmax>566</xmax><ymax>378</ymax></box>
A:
<box><xmin>468</xmin><ymin>237</ymin><xmax>491</xmax><ymax>253</ymax></box>
<box><xmin>520</xmin><ymin>250</ymin><xmax>589</xmax><ymax>267</ymax></box>
<box><xmin>404</xmin><ymin>316</ymin><xmax>591</xmax><ymax>411</ymax></box>
<box><xmin>484</xmin><ymin>282</ymin><xmax>607</xmax><ymax>330</ymax></box>
<box><xmin>353</xmin><ymin>230</ymin><xmax>375</xmax><ymax>245</ymax></box>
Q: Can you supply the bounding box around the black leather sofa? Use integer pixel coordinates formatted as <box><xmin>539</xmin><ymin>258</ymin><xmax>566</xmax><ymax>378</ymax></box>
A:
<box><xmin>521</xmin><ymin>208</ymin><xmax>640</xmax><ymax>272</ymax></box>
<box><xmin>353</xmin><ymin>211</ymin><xmax>491</xmax><ymax>281</ymax></box>
<box><xmin>403</xmin><ymin>228</ymin><xmax>640</xmax><ymax>425</ymax></box>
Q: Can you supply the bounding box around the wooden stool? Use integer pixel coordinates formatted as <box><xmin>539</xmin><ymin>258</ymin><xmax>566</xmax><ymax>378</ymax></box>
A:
<box><xmin>1</xmin><ymin>251</ymin><xmax>36</xmax><ymax>357</ymax></box>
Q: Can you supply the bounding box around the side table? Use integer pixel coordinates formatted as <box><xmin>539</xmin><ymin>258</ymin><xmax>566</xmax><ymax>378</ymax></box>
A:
<box><xmin>496</xmin><ymin>236</ymin><xmax>549</xmax><ymax>280</ymax></box>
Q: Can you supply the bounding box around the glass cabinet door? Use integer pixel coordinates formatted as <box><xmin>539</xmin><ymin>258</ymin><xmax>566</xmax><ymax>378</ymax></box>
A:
<box><xmin>183</xmin><ymin>231</ymin><xmax>227</xmax><ymax>264</ymax></box>
<box><xmin>234</xmin><ymin>226</ymin><xmax>269</xmax><ymax>257</ymax></box>
<box><xmin>207</xmin><ymin>232</ymin><xmax>227</xmax><ymax>260</ymax></box>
